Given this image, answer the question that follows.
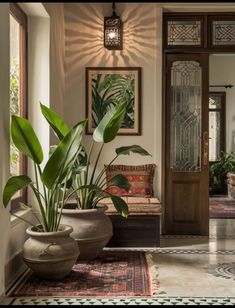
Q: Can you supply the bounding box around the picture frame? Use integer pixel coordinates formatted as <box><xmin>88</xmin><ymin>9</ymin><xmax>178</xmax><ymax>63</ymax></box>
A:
<box><xmin>85</xmin><ymin>67</ymin><xmax>141</xmax><ymax>135</ymax></box>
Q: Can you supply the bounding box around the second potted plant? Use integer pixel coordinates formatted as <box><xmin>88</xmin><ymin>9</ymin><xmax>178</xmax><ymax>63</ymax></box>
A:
<box><xmin>41</xmin><ymin>102</ymin><xmax>151</xmax><ymax>259</ymax></box>
<box><xmin>209</xmin><ymin>151</ymin><xmax>235</xmax><ymax>195</ymax></box>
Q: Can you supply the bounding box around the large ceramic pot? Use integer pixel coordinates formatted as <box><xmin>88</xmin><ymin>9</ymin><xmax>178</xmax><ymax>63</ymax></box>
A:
<box><xmin>60</xmin><ymin>205</ymin><xmax>113</xmax><ymax>260</ymax></box>
<box><xmin>23</xmin><ymin>224</ymin><xmax>79</xmax><ymax>280</ymax></box>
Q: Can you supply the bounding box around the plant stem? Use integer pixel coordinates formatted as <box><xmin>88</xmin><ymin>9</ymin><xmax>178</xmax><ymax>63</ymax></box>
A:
<box><xmin>99</xmin><ymin>175</ymin><xmax>108</xmax><ymax>189</ymax></box>
<box><xmin>10</xmin><ymin>211</ymin><xmax>41</xmax><ymax>231</ymax></box>
<box><xmin>53</xmin><ymin>184</ymin><xmax>60</xmax><ymax>231</ymax></box>
<box><xmin>33</xmin><ymin>164</ymin><xmax>48</xmax><ymax>231</ymax></box>
<box><xmin>94</xmin><ymin>154</ymin><xmax>118</xmax><ymax>187</ymax></box>
<box><xmin>71</xmin><ymin>183</ymin><xmax>81</xmax><ymax>208</ymax></box>
<box><xmin>37</xmin><ymin>165</ymin><xmax>49</xmax><ymax>222</ymax></box>
<box><xmin>85</xmin><ymin>143</ymin><xmax>105</xmax><ymax>208</ymax></box>
<box><xmin>56</xmin><ymin>174</ymin><xmax>69</xmax><ymax>230</ymax></box>
<box><xmin>89</xmin><ymin>143</ymin><xmax>104</xmax><ymax>186</ymax></box>
<box><xmin>83</xmin><ymin>141</ymin><xmax>95</xmax><ymax>209</ymax></box>
<box><xmin>76</xmin><ymin>173</ymin><xmax>83</xmax><ymax>207</ymax></box>
<box><xmin>30</xmin><ymin>208</ymin><xmax>42</xmax><ymax>225</ymax></box>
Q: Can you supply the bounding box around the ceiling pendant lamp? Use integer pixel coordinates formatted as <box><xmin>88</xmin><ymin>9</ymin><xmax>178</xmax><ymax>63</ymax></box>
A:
<box><xmin>104</xmin><ymin>2</ymin><xmax>123</xmax><ymax>50</ymax></box>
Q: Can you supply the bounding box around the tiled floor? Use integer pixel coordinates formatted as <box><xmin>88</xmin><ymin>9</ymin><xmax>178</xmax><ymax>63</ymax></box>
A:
<box><xmin>1</xmin><ymin>218</ymin><xmax>235</xmax><ymax>305</ymax></box>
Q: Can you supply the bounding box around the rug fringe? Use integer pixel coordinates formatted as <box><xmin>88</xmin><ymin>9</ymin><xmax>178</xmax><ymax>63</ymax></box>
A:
<box><xmin>145</xmin><ymin>252</ymin><xmax>166</xmax><ymax>296</ymax></box>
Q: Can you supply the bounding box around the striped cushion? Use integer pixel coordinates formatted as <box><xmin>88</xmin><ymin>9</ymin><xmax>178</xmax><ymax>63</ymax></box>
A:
<box><xmin>105</xmin><ymin>164</ymin><xmax>156</xmax><ymax>197</ymax></box>
<box><xmin>100</xmin><ymin>197</ymin><xmax>162</xmax><ymax>215</ymax></box>
<box><xmin>100</xmin><ymin>196</ymin><xmax>160</xmax><ymax>205</ymax></box>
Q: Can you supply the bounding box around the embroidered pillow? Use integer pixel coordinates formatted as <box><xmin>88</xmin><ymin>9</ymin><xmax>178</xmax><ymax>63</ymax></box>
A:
<box><xmin>105</xmin><ymin>164</ymin><xmax>156</xmax><ymax>197</ymax></box>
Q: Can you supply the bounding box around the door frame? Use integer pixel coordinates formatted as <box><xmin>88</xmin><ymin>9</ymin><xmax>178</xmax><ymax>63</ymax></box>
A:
<box><xmin>163</xmin><ymin>53</ymin><xmax>209</xmax><ymax>235</ymax></box>
<box><xmin>162</xmin><ymin>12</ymin><xmax>235</xmax><ymax>234</ymax></box>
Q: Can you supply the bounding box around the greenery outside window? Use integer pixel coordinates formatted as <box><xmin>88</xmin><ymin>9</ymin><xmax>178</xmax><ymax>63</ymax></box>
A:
<box><xmin>209</xmin><ymin>92</ymin><xmax>226</xmax><ymax>162</ymax></box>
<box><xmin>10</xmin><ymin>3</ymin><xmax>27</xmax><ymax>211</ymax></box>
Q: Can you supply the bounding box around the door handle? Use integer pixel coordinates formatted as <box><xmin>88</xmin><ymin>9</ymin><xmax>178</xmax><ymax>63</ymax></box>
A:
<box><xmin>203</xmin><ymin>131</ymin><xmax>209</xmax><ymax>166</ymax></box>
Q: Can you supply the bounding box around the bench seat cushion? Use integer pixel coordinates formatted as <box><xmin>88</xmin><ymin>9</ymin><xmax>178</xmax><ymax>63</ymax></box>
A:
<box><xmin>100</xmin><ymin>197</ymin><xmax>162</xmax><ymax>216</ymax></box>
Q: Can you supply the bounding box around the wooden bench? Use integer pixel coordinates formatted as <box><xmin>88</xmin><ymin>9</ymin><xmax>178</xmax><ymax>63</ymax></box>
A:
<box><xmin>100</xmin><ymin>197</ymin><xmax>162</xmax><ymax>247</ymax></box>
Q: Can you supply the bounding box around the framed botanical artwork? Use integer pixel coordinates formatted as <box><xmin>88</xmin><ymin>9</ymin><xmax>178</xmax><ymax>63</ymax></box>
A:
<box><xmin>85</xmin><ymin>67</ymin><xmax>141</xmax><ymax>135</ymax></box>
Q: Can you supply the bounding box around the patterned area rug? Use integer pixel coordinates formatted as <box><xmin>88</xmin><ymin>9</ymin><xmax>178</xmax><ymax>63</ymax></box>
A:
<box><xmin>9</xmin><ymin>252</ymin><xmax>153</xmax><ymax>297</ymax></box>
<box><xmin>210</xmin><ymin>197</ymin><xmax>235</xmax><ymax>218</ymax></box>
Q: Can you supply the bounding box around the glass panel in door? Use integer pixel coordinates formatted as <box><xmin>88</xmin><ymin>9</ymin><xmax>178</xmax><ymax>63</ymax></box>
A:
<box><xmin>170</xmin><ymin>61</ymin><xmax>202</xmax><ymax>172</ymax></box>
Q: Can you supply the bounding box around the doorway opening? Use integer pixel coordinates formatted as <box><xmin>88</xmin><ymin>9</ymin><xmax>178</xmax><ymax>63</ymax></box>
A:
<box><xmin>163</xmin><ymin>12</ymin><xmax>235</xmax><ymax>236</ymax></box>
<box><xmin>209</xmin><ymin>54</ymin><xmax>235</xmax><ymax>219</ymax></box>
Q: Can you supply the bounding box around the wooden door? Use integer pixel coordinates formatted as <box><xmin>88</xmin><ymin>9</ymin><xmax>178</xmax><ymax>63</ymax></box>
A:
<box><xmin>164</xmin><ymin>53</ymin><xmax>209</xmax><ymax>235</ymax></box>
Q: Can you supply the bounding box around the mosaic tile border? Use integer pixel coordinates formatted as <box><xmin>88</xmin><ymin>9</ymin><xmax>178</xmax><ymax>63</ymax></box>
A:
<box><xmin>105</xmin><ymin>247</ymin><xmax>235</xmax><ymax>255</ymax></box>
<box><xmin>8</xmin><ymin>296</ymin><xmax>235</xmax><ymax>306</ymax></box>
<box><xmin>161</xmin><ymin>234</ymin><xmax>235</xmax><ymax>239</ymax></box>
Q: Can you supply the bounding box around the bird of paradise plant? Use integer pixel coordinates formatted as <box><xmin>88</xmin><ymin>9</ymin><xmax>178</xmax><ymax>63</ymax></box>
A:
<box><xmin>41</xmin><ymin>101</ymin><xmax>151</xmax><ymax>218</ymax></box>
<box><xmin>2</xmin><ymin>113</ymin><xmax>86</xmax><ymax>232</ymax></box>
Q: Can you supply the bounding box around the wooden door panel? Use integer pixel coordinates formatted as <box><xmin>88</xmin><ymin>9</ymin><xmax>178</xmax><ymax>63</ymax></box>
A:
<box><xmin>164</xmin><ymin>53</ymin><xmax>209</xmax><ymax>235</ymax></box>
<box><xmin>172</xmin><ymin>180</ymin><xmax>200</xmax><ymax>223</ymax></box>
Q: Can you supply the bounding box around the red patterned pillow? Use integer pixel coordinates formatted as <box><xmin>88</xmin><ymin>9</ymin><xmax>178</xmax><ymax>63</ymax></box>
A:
<box><xmin>105</xmin><ymin>164</ymin><xmax>156</xmax><ymax>197</ymax></box>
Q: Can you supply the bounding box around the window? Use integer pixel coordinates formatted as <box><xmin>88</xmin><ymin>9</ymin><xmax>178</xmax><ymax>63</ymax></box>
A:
<box><xmin>210</xmin><ymin>16</ymin><xmax>235</xmax><ymax>48</ymax></box>
<box><xmin>164</xmin><ymin>13</ymin><xmax>235</xmax><ymax>51</ymax></box>
<box><xmin>164</xmin><ymin>14</ymin><xmax>204</xmax><ymax>49</ymax></box>
<box><xmin>167</xmin><ymin>20</ymin><xmax>202</xmax><ymax>46</ymax></box>
<box><xmin>10</xmin><ymin>3</ymin><xmax>27</xmax><ymax>211</ymax></box>
<box><xmin>209</xmin><ymin>92</ymin><xmax>226</xmax><ymax>162</ymax></box>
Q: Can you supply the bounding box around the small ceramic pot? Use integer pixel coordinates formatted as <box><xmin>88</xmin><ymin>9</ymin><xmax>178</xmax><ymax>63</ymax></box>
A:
<box><xmin>23</xmin><ymin>224</ymin><xmax>79</xmax><ymax>280</ymax></box>
<box><xmin>60</xmin><ymin>205</ymin><xmax>113</xmax><ymax>260</ymax></box>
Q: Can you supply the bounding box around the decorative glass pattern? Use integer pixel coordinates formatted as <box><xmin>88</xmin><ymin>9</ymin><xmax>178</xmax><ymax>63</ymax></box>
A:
<box><xmin>209</xmin><ymin>95</ymin><xmax>222</xmax><ymax>109</ymax></box>
<box><xmin>168</xmin><ymin>20</ymin><xmax>201</xmax><ymax>45</ymax></box>
<box><xmin>170</xmin><ymin>61</ymin><xmax>202</xmax><ymax>172</ymax></box>
<box><xmin>213</xmin><ymin>20</ymin><xmax>235</xmax><ymax>45</ymax></box>
<box><xmin>209</xmin><ymin>111</ymin><xmax>221</xmax><ymax>161</ymax></box>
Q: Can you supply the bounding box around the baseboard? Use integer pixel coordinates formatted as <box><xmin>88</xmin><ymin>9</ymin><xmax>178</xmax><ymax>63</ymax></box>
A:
<box><xmin>5</xmin><ymin>251</ymin><xmax>28</xmax><ymax>294</ymax></box>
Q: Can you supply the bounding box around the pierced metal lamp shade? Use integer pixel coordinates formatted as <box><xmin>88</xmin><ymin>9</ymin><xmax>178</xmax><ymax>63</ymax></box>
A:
<box><xmin>104</xmin><ymin>14</ymin><xmax>123</xmax><ymax>50</ymax></box>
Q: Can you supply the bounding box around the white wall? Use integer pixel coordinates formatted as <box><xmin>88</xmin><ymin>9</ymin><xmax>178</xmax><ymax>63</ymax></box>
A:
<box><xmin>27</xmin><ymin>15</ymin><xmax>50</xmax><ymax>203</ymax></box>
<box><xmin>209</xmin><ymin>54</ymin><xmax>235</xmax><ymax>153</ymax></box>
<box><xmin>43</xmin><ymin>3</ymin><xmax>65</xmax><ymax>145</ymax></box>
<box><xmin>0</xmin><ymin>3</ymin><xmax>11</xmax><ymax>298</ymax></box>
<box><xmin>64</xmin><ymin>3</ymin><xmax>163</xmax><ymax>197</ymax></box>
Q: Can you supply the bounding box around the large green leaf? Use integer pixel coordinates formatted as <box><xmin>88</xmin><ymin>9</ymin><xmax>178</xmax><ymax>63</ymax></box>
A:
<box><xmin>3</xmin><ymin>175</ymin><xmax>32</xmax><ymax>207</ymax></box>
<box><xmin>41</xmin><ymin>120</ymin><xmax>86</xmax><ymax>189</ymax></box>
<box><xmin>115</xmin><ymin>145</ymin><xmax>151</xmax><ymax>157</ymax></box>
<box><xmin>93</xmin><ymin>102</ymin><xmax>127</xmax><ymax>143</ymax></box>
<box><xmin>11</xmin><ymin>115</ymin><xmax>43</xmax><ymax>164</ymax></box>
<box><xmin>107</xmin><ymin>174</ymin><xmax>131</xmax><ymax>192</ymax></box>
<box><xmin>40</xmin><ymin>103</ymin><xmax>70</xmax><ymax>140</ymax></box>
<box><xmin>111</xmin><ymin>195</ymin><xmax>129</xmax><ymax>218</ymax></box>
